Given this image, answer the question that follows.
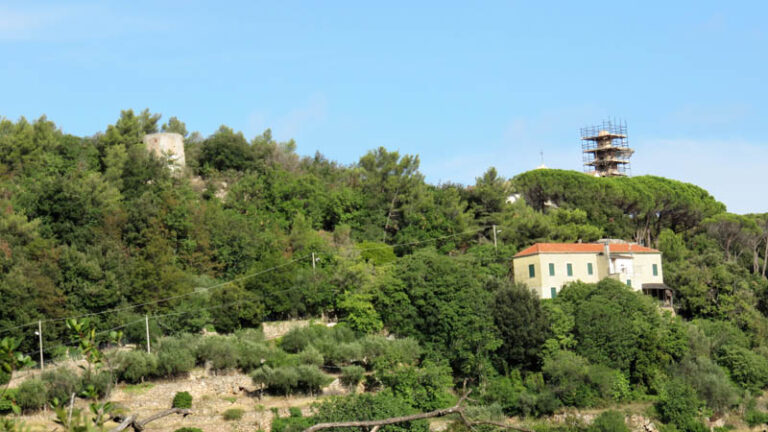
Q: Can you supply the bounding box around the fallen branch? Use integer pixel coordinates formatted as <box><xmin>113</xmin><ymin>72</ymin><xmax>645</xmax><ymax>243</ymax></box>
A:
<box><xmin>303</xmin><ymin>389</ymin><xmax>531</xmax><ymax>432</ymax></box>
<box><xmin>108</xmin><ymin>408</ymin><xmax>191</xmax><ymax>432</ymax></box>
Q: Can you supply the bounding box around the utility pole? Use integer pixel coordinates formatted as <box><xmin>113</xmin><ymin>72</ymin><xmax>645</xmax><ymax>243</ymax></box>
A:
<box><xmin>312</xmin><ymin>252</ymin><xmax>316</xmax><ymax>273</ymax></box>
<box><xmin>492</xmin><ymin>225</ymin><xmax>498</xmax><ymax>250</ymax></box>
<box><xmin>37</xmin><ymin>320</ymin><xmax>44</xmax><ymax>371</ymax></box>
<box><xmin>145</xmin><ymin>315</ymin><xmax>151</xmax><ymax>354</ymax></box>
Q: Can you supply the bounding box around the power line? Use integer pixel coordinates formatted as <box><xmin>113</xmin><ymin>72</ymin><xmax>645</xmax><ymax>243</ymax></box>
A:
<box><xmin>0</xmin><ymin>253</ymin><xmax>313</xmax><ymax>336</ymax></box>
<box><xmin>0</xmin><ymin>226</ymin><xmax>489</xmax><ymax>336</ymax></box>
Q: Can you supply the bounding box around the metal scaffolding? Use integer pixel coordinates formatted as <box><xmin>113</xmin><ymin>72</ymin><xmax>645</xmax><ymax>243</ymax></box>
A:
<box><xmin>581</xmin><ymin>119</ymin><xmax>633</xmax><ymax>177</ymax></box>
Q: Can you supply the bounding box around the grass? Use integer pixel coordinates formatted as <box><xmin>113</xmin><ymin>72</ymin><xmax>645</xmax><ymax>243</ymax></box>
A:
<box><xmin>222</xmin><ymin>407</ymin><xmax>245</xmax><ymax>421</ymax></box>
<box><xmin>222</xmin><ymin>396</ymin><xmax>237</xmax><ymax>403</ymax></box>
<box><xmin>121</xmin><ymin>383</ymin><xmax>155</xmax><ymax>395</ymax></box>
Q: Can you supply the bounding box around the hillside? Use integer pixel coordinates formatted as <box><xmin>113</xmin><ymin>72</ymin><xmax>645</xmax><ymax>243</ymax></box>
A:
<box><xmin>2</xmin><ymin>111</ymin><xmax>768</xmax><ymax>432</ymax></box>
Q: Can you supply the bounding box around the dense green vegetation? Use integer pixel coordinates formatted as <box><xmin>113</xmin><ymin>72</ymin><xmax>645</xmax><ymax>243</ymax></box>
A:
<box><xmin>2</xmin><ymin>111</ymin><xmax>768</xmax><ymax>431</ymax></box>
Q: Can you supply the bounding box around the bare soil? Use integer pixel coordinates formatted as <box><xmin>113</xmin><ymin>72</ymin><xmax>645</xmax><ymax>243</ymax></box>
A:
<box><xmin>15</xmin><ymin>367</ymin><xmax>345</xmax><ymax>432</ymax></box>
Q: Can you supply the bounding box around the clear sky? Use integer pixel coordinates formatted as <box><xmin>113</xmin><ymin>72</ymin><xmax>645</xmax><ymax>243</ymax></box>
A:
<box><xmin>1</xmin><ymin>1</ymin><xmax>766</xmax><ymax>213</ymax></box>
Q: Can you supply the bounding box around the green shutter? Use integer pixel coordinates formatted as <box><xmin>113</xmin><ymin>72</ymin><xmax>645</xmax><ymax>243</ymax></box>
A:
<box><xmin>567</xmin><ymin>263</ymin><xmax>573</xmax><ymax>277</ymax></box>
<box><xmin>653</xmin><ymin>264</ymin><xmax>658</xmax><ymax>276</ymax></box>
<box><xmin>626</xmin><ymin>279</ymin><xmax>631</xmax><ymax>287</ymax></box>
<box><xmin>529</xmin><ymin>264</ymin><xmax>535</xmax><ymax>278</ymax></box>
<box><xmin>551</xmin><ymin>287</ymin><xmax>557</xmax><ymax>298</ymax></box>
<box><xmin>549</xmin><ymin>263</ymin><xmax>555</xmax><ymax>276</ymax></box>
<box><xmin>587</xmin><ymin>262</ymin><xmax>593</xmax><ymax>275</ymax></box>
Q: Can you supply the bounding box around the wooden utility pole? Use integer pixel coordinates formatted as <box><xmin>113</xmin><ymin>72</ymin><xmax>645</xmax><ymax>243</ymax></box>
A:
<box><xmin>492</xmin><ymin>225</ymin><xmax>498</xmax><ymax>250</ymax></box>
<box><xmin>145</xmin><ymin>315</ymin><xmax>151</xmax><ymax>354</ymax></box>
<box><xmin>37</xmin><ymin>320</ymin><xmax>44</xmax><ymax>371</ymax></box>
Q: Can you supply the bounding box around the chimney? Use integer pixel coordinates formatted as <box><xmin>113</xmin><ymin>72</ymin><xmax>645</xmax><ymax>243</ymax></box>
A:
<box><xmin>603</xmin><ymin>243</ymin><xmax>610</xmax><ymax>259</ymax></box>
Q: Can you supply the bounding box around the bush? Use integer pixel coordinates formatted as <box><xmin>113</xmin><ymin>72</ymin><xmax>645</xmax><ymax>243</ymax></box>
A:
<box><xmin>172</xmin><ymin>391</ymin><xmax>193</xmax><ymax>409</ymax></box>
<box><xmin>341</xmin><ymin>365</ymin><xmax>365</xmax><ymax>388</ymax></box>
<box><xmin>672</xmin><ymin>356</ymin><xmax>739</xmax><ymax>413</ymax></box>
<box><xmin>482</xmin><ymin>372</ymin><xmax>526</xmax><ymax>416</ymax></box>
<box><xmin>377</xmin><ymin>362</ymin><xmax>454</xmax><ymax>411</ymax></box>
<box><xmin>196</xmin><ymin>336</ymin><xmax>239</xmax><ymax>372</ymax></box>
<box><xmin>590</xmin><ymin>410</ymin><xmax>628</xmax><ymax>432</ymax></box>
<box><xmin>174</xmin><ymin>428</ymin><xmax>203</xmax><ymax>432</ymax></box>
<box><xmin>656</xmin><ymin>379</ymin><xmax>705</xmax><ymax>432</ymax></box>
<box><xmin>0</xmin><ymin>369</ymin><xmax>9</xmax><ymax>386</ymax></box>
<box><xmin>222</xmin><ymin>407</ymin><xmax>244</xmax><ymax>421</ymax></box>
<box><xmin>113</xmin><ymin>350</ymin><xmax>158</xmax><ymax>383</ymax></box>
<box><xmin>251</xmin><ymin>365</ymin><xmax>333</xmax><ymax>395</ymax></box>
<box><xmin>313</xmin><ymin>391</ymin><xmax>429</xmax><ymax>432</ymax></box>
<box><xmin>80</xmin><ymin>370</ymin><xmax>112</xmax><ymax>399</ymax></box>
<box><xmin>0</xmin><ymin>389</ymin><xmax>17</xmax><ymax>414</ymax></box>
<box><xmin>156</xmin><ymin>337</ymin><xmax>196</xmax><ymax>377</ymax></box>
<box><xmin>715</xmin><ymin>345</ymin><xmax>768</xmax><ymax>390</ymax></box>
<box><xmin>41</xmin><ymin>368</ymin><xmax>80</xmax><ymax>404</ymax></box>
<box><xmin>16</xmin><ymin>379</ymin><xmax>47</xmax><ymax>412</ymax></box>
<box><xmin>297</xmin><ymin>346</ymin><xmax>324</xmax><ymax>367</ymax></box>
<box><xmin>236</xmin><ymin>340</ymin><xmax>277</xmax><ymax>372</ymax></box>
<box><xmin>272</xmin><ymin>410</ymin><xmax>313</xmax><ymax>432</ymax></box>
<box><xmin>744</xmin><ymin>409</ymin><xmax>768</xmax><ymax>427</ymax></box>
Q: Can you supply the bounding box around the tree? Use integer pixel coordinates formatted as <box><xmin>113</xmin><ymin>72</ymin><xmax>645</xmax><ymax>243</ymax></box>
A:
<box><xmin>491</xmin><ymin>281</ymin><xmax>550</xmax><ymax>371</ymax></box>
<box><xmin>375</xmin><ymin>250</ymin><xmax>501</xmax><ymax>376</ymax></box>
<box><xmin>162</xmin><ymin>116</ymin><xmax>188</xmax><ymax>137</ymax></box>
<box><xmin>199</xmin><ymin>125</ymin><xmax>258</xmax><ymax>172</ymax></box>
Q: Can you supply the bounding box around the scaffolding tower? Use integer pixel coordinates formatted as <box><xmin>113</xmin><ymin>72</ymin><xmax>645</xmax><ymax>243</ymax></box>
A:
<box><xmin>581</xmin><ymin>119</ymin><xmax>633</xmax><ymax>177</ymax></box>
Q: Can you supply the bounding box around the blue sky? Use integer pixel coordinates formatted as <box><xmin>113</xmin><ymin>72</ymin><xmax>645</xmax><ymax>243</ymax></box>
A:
<box><xmin>1</xmin><ymin>1</ymin><xmax>766</xmax><ymax>213</ymax></box>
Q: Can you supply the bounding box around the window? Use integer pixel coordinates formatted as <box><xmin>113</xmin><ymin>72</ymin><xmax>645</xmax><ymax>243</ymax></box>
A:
<box><xmin>587</xmin><ymin>262</ymin><xmax>593</xmax><ymax>275</ymax></box>
<box><xmin>566</xmin><ymin>263</ymin><xmax>573</xmax><ymax>277</ymax></box>
<box><xmin>549</xmin><ymin>263</ymin><xmax>555</xmax><ymax>276</ymax></box>
<box><xmin>528</xmin><ymin>264</ymin><xmax>535</xmax><ymax>278</ymax></box>
<box><xmin>652</xmin><ymin>263</ymin><xmax>658</xmax><ymax>276</ymax></box>
<box><xmin>626</xmin><ymin>279</ymin><xmax>632</xmax><ymax>288</ymax></box>
<box><xmin>551</xmin><ymin>287</ymin><xmax>557</xmax><ymax>298</ymax></box>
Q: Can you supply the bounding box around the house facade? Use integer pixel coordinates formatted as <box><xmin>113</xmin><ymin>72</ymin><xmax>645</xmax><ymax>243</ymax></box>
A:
<box><xmin>512</xmin><ymin>241</ymin><xmax>666</xmax><ymax>299</ymax></box>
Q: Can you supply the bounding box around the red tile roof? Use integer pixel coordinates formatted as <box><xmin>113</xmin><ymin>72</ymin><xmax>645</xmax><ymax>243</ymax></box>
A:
<box><xmin>514</xmin><ymin>242</ymin><xmax>659</xmax><ymax>257</ymax></box>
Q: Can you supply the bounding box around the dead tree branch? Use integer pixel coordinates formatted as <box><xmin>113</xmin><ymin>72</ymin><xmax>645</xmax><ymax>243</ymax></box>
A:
<box><xmin>108</xmin><ymin>408</ymin><xmax>191</xmax><ymax>432</ymax></box>
<box><xmin>303</xmin><ymin>389</ymin><xmax>531</xmax><ymax>432</ymax></box>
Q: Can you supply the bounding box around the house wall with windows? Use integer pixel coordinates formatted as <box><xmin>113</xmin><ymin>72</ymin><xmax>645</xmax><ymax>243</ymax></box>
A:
<box><xmin>512</xmin><ymin>242</ymin><xmax>664</xmax><ymax>299</ymax></box>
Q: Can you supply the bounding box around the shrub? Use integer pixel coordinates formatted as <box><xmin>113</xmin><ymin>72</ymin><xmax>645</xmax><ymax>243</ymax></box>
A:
<box><xmin>272</xmin><ymin>410</ymin><xmax>313</xmax><ymax>432</ymax></box>
<box><xmin>744</xmin><ymin>409</ymin><xmax>768</xmax><ymax>427</ymax></box>
<box><xmin>590</xmin><ymin>410</ymin><xmax>628</xmax><ymax>432</ymax></box>
<box><xmin>172</xmin><ymin>391</ymin><xmax>193</xmax><ymax>409</ymax></box>
<box><xmin>297</xmin><ymin>346</ymin><xmax>324</xmax><ymax>367</ymax></box>
<box><xmin>251</xmin><ymin>365</ymin><xmax>332</xmax><ymax>395</ymax></box>
<box><xmin>236</xmin><ymin>340</ymin><xmax>276</xmax><ymax>372</ymax></box>
<box><xmin>222</xmin><ymin>408</ymin><xmax>244</xmax><ymax>421</ymax></box>
<box><xmin>113</xmin><ymin>350</ymin><xmax>158</xmax><ymax>384</ymax></box>
<box><xmin>340</xmin><ymin>365</ymin><xmax>365</xmax><ymax>388</ymax></box>
<box><xmin>174</xmin><ymin>428</ymin><xmax>203</xmax><ymax>432</ymax></box>
<box><xmin>296</xmin><ymin>365</ymin><xmax>333</xmax><ymax>394</ymax></box>
<box><xmin>196</xmin><ymin>336</ymin><xmax>239</xmax><ymax>372</ymax></box>
<box><xmin>41</xmin><ymin>368</ymin><xmax>80</xmax><ymax>404</ymax></box>
<box><xmin>16</xmin><ymin>379</ymin><xmax>47</xmax><ymax>412</ymax></box>
<box><xmin>0</xmin><ymin>369</ymin><xmax>9</xmax><ymax>386</ymax></box>
<box><xmin>364</xmin><ymin>337</ymin><xmax>421</xmax><ymax>370</ymax></box>
<box><xmin>235</xmin><ymin>327</ymin><xmax>265</xmax><ymax>344</ymax></box>
<box><xmin>656</xmin><ymin>379</ymin><xmax>705</xmax><ymax>432</ymax></box>
<box><xmin>672</xmin><ymin>356</ymin><xmax>739</xmax><ymax>414</ymax></box>
<box><xmin>314</xmin><ymin>391</ymin><xmax>428</xmax><ymax>432</ymax></box>
<box><xmin>377</xmin><ymin>362</ymin><xmax>454</xmax><ymax>411</ymax></box>
<box><xmin>482</xmin><ymin>372</ymin><xmax>526</xmax><ymax>416</ymax></box>
<box><xmin>156</xmin><ymin>337</ymin><xmax>196</xmax><ymax>377</ymax></box>
<box><xmin>715</xmin><ymin>345</ymin><xmax>768</xmax><ymax>390</ymax></box>
<box><xmin>0</xmin><ymin>389</ymin><xmax>17</xmax><ymax>414</ymax></box>
<box><xmin>80</xmin><ymin>370</ymin><xmax>112</xmax><ymax>399</ymax></box>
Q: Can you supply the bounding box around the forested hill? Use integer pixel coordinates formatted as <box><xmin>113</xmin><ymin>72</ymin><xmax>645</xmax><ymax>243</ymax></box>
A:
<box><xmin>3</xmin><ymin>110</ymin><xmax>768</xmax><ymax>429</ymax></box>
